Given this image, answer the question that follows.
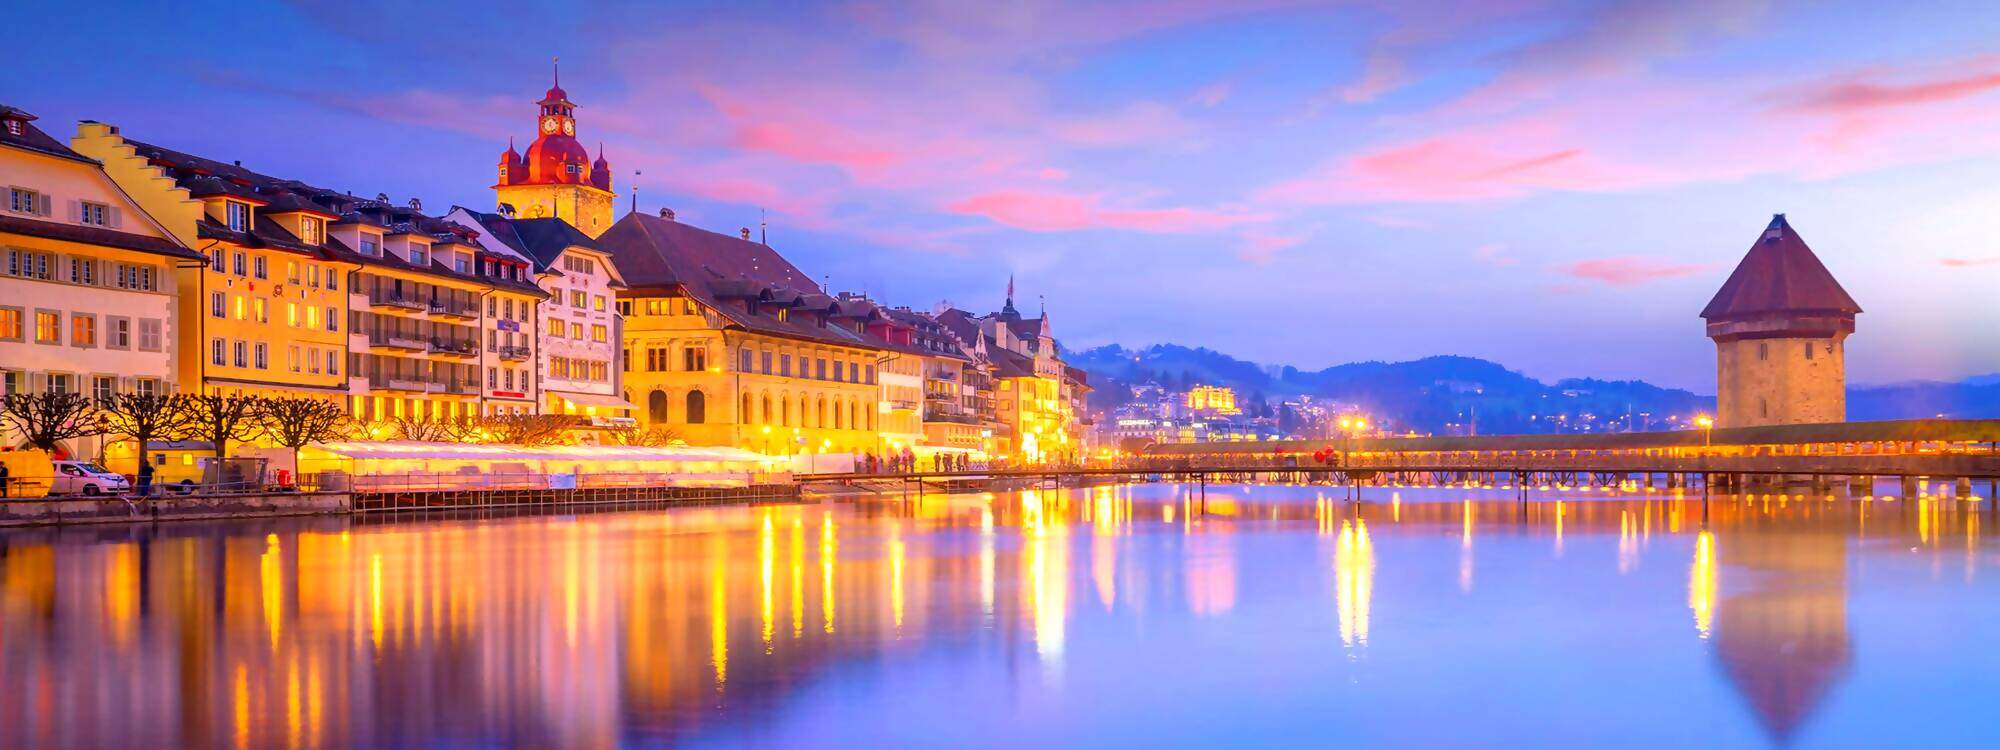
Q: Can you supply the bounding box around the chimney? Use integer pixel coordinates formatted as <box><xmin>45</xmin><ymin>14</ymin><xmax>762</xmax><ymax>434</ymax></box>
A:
<box><xmin>740</xmin><ymin>227</ymin><xmax>751</xmax><ymax>241</ymax></box>
<box><xmin>658</xmin><ymin>207</ymin><xmax>675</xmax><ymax>221</ymax></box>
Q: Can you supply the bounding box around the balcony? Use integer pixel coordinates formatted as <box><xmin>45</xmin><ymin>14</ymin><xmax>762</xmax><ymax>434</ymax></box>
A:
<box><xmin>923</xmin><ymin>409</ymin><xmax>979</xmax><ymax>425</ymax></box>
<box><xmin>370</xmin><ymin>334</ymin><xmax>428</xmax><ymax>351</ymax></box>
<box><xmin>429</xmin><ymin>338</ymin><xmax>479</xmax><ymax>358</ymax></box>
<box><xmin>497</xmin><ymin>345</ymin><xmax>532</xmax><ymax>361</ymax></box>
<box><xmin>886</xmin><ymin>399</ymin><xmax>921</xmax><ymax>412</ymax></box>
<box><xmin>370</xmin><ymin>294</ymin><xmax>426</xmax><ymax>312</ymax></box>
<box><xmin>440</xmin><ymin>378</ymin><xmax>480</xmax><ymax>395</ymax></box>
<box><xmin>379</xmin><ymin>377</ymin><xmax>432</xmax><ymax>393</ymax></box>
<box><xmin>428</xmin><ymin>300</ymin><xmax>478</xmax><ymax>320</ymax></box>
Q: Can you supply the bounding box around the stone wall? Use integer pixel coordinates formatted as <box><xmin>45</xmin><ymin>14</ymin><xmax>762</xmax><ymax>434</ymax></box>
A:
<box><xmin>1716</xmin><ymin>333</ymin><xmax>1847</xmax><ymax>428</ymax></box>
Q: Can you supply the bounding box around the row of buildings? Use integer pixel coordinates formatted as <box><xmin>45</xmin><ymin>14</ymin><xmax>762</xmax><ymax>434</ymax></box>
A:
<box><xmin>0</xmin><ymin>76</ymin><xmax>1089</xmax><ymax>464</ymax></box>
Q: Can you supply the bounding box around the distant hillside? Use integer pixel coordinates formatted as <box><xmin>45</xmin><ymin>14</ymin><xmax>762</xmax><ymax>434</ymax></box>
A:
<box><xmin>1076</xmin><ymin>344</ymin><xmax>2000</xmax><ymax>434</ymax></box>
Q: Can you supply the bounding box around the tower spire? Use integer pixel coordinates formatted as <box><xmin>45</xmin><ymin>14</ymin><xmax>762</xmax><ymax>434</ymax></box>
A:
<box><xmin>553</xmin><ymin>56</ymin><xmax>560</xmax><ymax>88</ymax></box>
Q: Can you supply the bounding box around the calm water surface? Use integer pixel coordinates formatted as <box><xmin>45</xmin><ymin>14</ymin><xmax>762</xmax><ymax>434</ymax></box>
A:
<box><xmin>3</xmin><ymin>483</ymin><xmax>1998</xmax><ymax>748</ymax></box>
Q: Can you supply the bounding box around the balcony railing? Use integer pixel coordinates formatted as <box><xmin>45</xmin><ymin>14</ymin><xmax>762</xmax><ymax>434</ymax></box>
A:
<box><xmin>370</xmin><ymin>334</ymin><xmax>429</xmax><ymax>351</ymax></box>
<box><xmin>370</xmin><ymin>294</ymin><xmax>426</xmax><ymax>312</ymax></box>
<box><xmin>427</xmin><ymin>300</ymin><xmax>478</xmax><ymax>319</ymax></box>
<box><xmin>923</xmin><ymin>409</ymin><xmax>979</xmax><ymax>425</ymax></box>
<box><xmin>379</xmin><ymin>377</ymin><xmax>432</xmax><ymax>393</ymax></box>
<box><xmin>429</xmin><ymin>338</ymin><xmax>478</xmax><ymax>357</ymax></box>
<box><xmin>497</xmin><ymin>345</ymin><xmax>532</xmax><ymax>361</ymax></box>
<box><xmin>440</xmin><ymin>378</ymin><xmax>480</xmax><ymax>395</ymax></box>
<box><xmin>887</xmin><ymin>399</ymin><xmax>921</xmax><ymax>411</ymax></box>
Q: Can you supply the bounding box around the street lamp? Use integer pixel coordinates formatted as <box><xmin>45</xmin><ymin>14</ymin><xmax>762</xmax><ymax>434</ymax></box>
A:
<box><xmin>1694</xmin><ymin>414</ymin><xmax>1714</xmax><ymax>447</ymax></box>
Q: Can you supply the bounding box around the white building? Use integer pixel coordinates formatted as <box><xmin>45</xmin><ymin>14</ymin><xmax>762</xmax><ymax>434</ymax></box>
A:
<box><xmin>447</xmin><ymin>207</ymin><xmax>634</xmax><ymax>425</ymax></box>
<box><xmin>1</xmin><ymin>106</ymin><xmax>203</xmax><ymax>457</ymax></box>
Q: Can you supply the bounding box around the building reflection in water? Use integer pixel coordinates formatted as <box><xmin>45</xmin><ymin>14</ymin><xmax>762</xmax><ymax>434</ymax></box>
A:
<box><xmin>0</xmin><ymin>487</ymin><xmax>1990</xmax><ymax>747</ymax></box>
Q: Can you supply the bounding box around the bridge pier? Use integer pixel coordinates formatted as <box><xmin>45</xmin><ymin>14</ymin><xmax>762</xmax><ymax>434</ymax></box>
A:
<box><xmin>1956</xmin><ymin>476</ymin><xmax>1974</xmax><ymax>499</ymax></box>
<box><xmin>1900</xmin><ymin>476</ymin><xmax>1920</xmax><ymax>498</ymax></box>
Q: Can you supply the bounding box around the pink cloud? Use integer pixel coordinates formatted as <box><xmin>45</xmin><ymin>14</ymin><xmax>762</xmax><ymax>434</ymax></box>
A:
<box><xmin>1189</xmin><ymin>80</ymin><xmax>1235</xmax><ymax>108</ymax></box>
<box><xmin>1256</xmin><ymin>115</ymin><xmax>1647</xmax><ymax>204</ymax></box>
<box><xmin>1940</xmin><ymin>256</ymin><xmax>2000</xmax><ymax>268</ymax></box>
<box><xmin>1237</xmin><ymin>232</ymin><xmax>1305</xmax><ymax>264</ymax></box>
<box><xmin>1049</xmin><ymin>101</ymin><xmax>1198</xmax><ymax>148</ymax></box>
<box><xmin>1341</xmin><ymin>53</ymin><xmax>1409</xmax><ymax>104</ymax></box>
<box><xmin>1559</xmin><ymin>257</ymin><xmax>1711</xmax><ymax>286</ymax></box>
<box><xmin>948</xmin><ymin>189</ymin><xmax>1265</xmax><ymax>234</ymax></box>
<box><xmin>1779</xmin><ymin>62</ymin><xmax>2000</xmax><ymax>115</ymax></box>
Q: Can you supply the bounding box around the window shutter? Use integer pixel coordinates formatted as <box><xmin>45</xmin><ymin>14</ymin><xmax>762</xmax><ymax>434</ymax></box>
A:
<box><xmin>108</xmin><ymin>206</ymin><xmax>122</xmax><ymax>228</ymax></box>
<box><xmin>67</xmin><ymin>200</ymin><xmax>79</xmax><ymax>223</ymax></box>
<box><xmin>28</xmin><ymin>372</ymin><xmax>46</xmax><ymax>394</ymax></box>
<box><xmin>38</xmin><ymin>194</ymin><xmax>52</xmax><ymax>217</ymax></box>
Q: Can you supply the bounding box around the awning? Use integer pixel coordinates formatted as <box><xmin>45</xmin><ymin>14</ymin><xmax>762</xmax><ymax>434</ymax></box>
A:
<box><xmin>551</xmin><ymin>391</ymin><xmax>637</xmax><ymax>410</ymax></box>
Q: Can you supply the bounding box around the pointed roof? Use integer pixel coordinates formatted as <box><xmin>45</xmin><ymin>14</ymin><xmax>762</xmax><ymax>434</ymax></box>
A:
<box><xmin>1701</xmin><ymin>215</ymin><xmax>1861</xmax><ymax>320</ymax></box>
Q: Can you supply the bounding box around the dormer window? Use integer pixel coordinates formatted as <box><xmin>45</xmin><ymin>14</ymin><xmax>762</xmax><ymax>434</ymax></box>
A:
<box><xmin>3</xmin><ymin>120</ymin><xmax>20</xmax><ymax>136</ymax></box>
<box><xmin>409</xmin><ymin>247</ymin><xmax>429</xmax><ymax>267</ymax></box>
<box><xmin>359</xmin><ymin>237</ymin><xmax>379</xmax><ymax>256</ymax></box>
<box><xmin>454</xmin><ymin>254</ymin><xmax>470</xmax><ymax>274</ymax></box>
<box><xmin>225</xmin><ymin>201</ymin><xmax>250</xmax><ymax>232</ymax></box>
<box><xmin>299</xmin><ymin>216</ymin><xmax>324</xmax><ymax>245</ymax></box>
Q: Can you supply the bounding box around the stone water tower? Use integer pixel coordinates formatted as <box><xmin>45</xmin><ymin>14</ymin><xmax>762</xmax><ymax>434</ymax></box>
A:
<box><xmin>1701</xmin><ymin>215</ymin><xmax>1861</xmax><ymax>428</ymax></box>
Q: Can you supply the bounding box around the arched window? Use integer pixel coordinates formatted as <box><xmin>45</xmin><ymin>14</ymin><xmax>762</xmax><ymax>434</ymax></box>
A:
<box><xmin>835</xmin><ymin>399</ymin><xmax>847</xmax><ymax>430</ymax></box>
<box><xmin>686</xmin><ymin>390</ymin><xmax>706</xmax><ymax>424</ymax></box>
<box><xmin>648</xmin><ymin>389</ymin><xmax>668</xmax><ymax>423</ymax></box>
<box><xmin>851</xmin><ymin>401</ymin><xmax>861</xmax><ymax>431</ymax></box>
<box><xmin>767</xmin><ymin>394</ymin><xmax>779</xmax><ymax>426</ymax></box>
<box><xmin>742</xmin><ymin>392</ymin><xmax>754</xmax><ymax>423</ymax></box>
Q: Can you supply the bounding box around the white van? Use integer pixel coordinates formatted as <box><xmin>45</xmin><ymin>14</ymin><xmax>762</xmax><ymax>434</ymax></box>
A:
<box><xmin>51</xmin><ymin>460</ymin><xmax>132</xmax><ymax>496</ymax></box>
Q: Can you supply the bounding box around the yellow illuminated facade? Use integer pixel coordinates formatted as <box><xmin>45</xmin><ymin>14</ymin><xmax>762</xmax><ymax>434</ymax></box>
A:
<box><xmin>1185</xmin><ymin>384</ymin><xmax>1240</xmax><ymax>415</ymax></box>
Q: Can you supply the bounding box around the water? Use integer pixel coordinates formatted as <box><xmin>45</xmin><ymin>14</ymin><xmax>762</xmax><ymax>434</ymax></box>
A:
<box><xmin>2</xmin><ymin>483</ymin><xmax>1997</xmax><ymax>749</ymax></box>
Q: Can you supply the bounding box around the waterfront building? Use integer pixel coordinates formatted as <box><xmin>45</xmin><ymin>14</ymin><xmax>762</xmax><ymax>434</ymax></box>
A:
<box><xmin>75</xmin><ymin>123</ymin><xmax>547</xmax><ymax>423</ymax></box>
<box><xmin>935</xmin><ymin>287</ymin><xmax>1087</xmax><ymax>464</ymax></box>
<box><xmin>879</xmin><ymin>306</ymin><xmax>984</xmax><ymax>456</ymax></box>
<box><xmin>599</xmin><ymin>210</ymin><xmax>884</xmax><ymax>455</ymax></box>
<box><xmin>493</xmin><ymin>70</ymin><xmax>616</xmax><ymax>239</ymax></box>
<box><xmin>1702</xmin><ymin>214</ymin><xmax>1860</xmax><ymax>428</ymax></box>
<box><xmin>74</xmin><ymin>124</ymin><xmax>354</xmax><ymax>403</ymax></box>
<box><xmin>448</xmin><ymin>207</ymin><xmax>632</xmax><ymax>424</ymax></box>
<box><xmin>0</xmin><ymin>106</ymin><xmax>202</xmax><ymax>456</ymax></box>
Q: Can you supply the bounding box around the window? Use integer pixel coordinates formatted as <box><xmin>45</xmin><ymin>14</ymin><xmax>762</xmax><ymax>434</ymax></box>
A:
<box><xmin>488</xmin><ymin>368</ymin><xmax>497</xmax><ymax>388</ymax></box>
<box><xmin>739</xmin><ymin>348</ymin><xmax>752</xmax><ymax>372</ymax></box>
<box><xmin>360</xmin><ymin>237</ymin><xmax>380</xmax><ymax>256</ymax></box>
<box><xmin>0</xmin><ymin>308</ymin><xmax>19</xmax><ymax>341</ymax></box>
<box><xmin>254</xmin><ymin>343</ymin><xmax>268</xmax><ymax>369</ymax></box>
<box><xmin>253</xmin><ymin>298</ymin><xmax>267</xmax><ymax>323</ymax></box>
<box><xmin>307</xmin><ymin>264</ymin><xmax>321</xmax><ymax>288</ymax></box>
<box><xmin>326</xmin><ymin>270</ymin><xmax>338</xmax><ymax>291</ymax></box>
<box><xmin>591</xmin><ymin>324</ymin><xmax>608</xmax><ymax>343</ymax></box>
<box><xmin>571</xmin><ymin>290</ymin><xmax>587</xmax><ymax>308</ymax></box>
<box><xmin>286</xmin><ymin>302</ymin><xmax>299</xmax><ymax>327</ymax></box>
<box><xmin>71</xmin><ymin>314</ymin><xmax>95</xmax><ymax>347</ymax></box>
<box><xmin>1804</xmin><ymin>342</ymin><xmax>1815</xmax><ymax>360</ymax></box>
<box><xmin>139</xmin><ymin>319</ymin><xmax>161</xmax><ymax>351</ymax></box>
<box><xmin>92</xmin><ymin>375</ymin><xmax>115</xmax><ymax>401</ymax></box>
<box><xmin>326</xmin><ymin>350</ymin><xmax>338</xmax><ymax>375</ymax></box>
<box><xmin>68</xmin><ymin>257</ymin><xmax>94</xmax><ymax>285</ymax></box>
<box><xmin>107</xmin><ymin>317</ymin><xmax>130</xmax><ymax>349</ymax></box>
<box><xmin>569</xmin><ymin>322</ymin><xmax>582</xmax><ymax>339</ymax></box>
<box><xmin>6</xmin><ymin>249</ymin><xmax>52</xmax><ymax>279</ymax></box>
<box><xmin>78</xmin><ymin>201</ymin><xmax>111</xmax><ymax>226</ymax></box>
<box><xmin>548</xmin><ymin>318</ymin><xmax>564</xmax><ymax>337</ymax></box>
<box><xmin>47</xmin><ymin>373</ymin><xmax>72</xmax><ymax>395</ymax></box>
<box><xmin>232</xmin><ymin>252</ymin><xmax>246</xmax><ymax>276</ymax></box>
<box><xmin>233</xmin><ymin>340</ymin><xmax>248</xmax><ymax>368</ymax></box>
<box><xmin>686</xmin><ymin>390</ymin><xmax>706</xmax><ymax>424</ymax></box>
<box><xmin>1757</xmin><ymin>342</ymin><xmax>1768</xmax><ymax>361</ymax></box>
<box><xmin>684</xmin><ymin>346</ymin><xmax>707</xmax><ymax>372</ymax></box>
<box><xmin>289</xmin><ymin>345</ymin><xmax>302</xmax><ymax>373</ymax></box>
<box><xmin>253</xmin><ymin>255</ymin><xmax>267</xmax><ymax>279</ymax></box>
<box><xmin>0</xmin><ymin>370</ymin><xmax>17</xmax><ymax>396</ymax></box>
<box><xmin>762</xmin><ymin>352</ymin><xmax>772</xmax><ymax>375</ymax></box>
<box><xmin>211</xmin><ymin>338</ymin><xmax>225</xmax><ymax>365</ymax></box>
<box><xmin>8</xmin><ymin>188</ymin><xmax>46</xmax><ymax>215</ymax></box>
<box><xmin>648</xmin><ymin>390</ymin><xmax>668</xmax><ymax>423</ymax></box>
<box><xmin>34</xmin><ymin>310</ymin><xmax>59</xmax><ymax>344</ymax></box>
<box><xmin>300</xmin><ymin>216</ymin><xmax>324</xmax><ymax>245</ymax></box>
<box><xmin>409</xmin><ymin>247</ymin><xmax>428</xmax><ymax>267</ymax></box>
<box><xmin>286</xmin><ymin>260</ymin><xmax>300</xmax><ymax>284</ymax></box>
<box><xmin>233</xmin><ymin>295</ymin><xmax>245</xmax><ymax>320</ymax></box>
<box><xmin>211</xmin><ymin>292</ymin><xmax>225</xmax><ymax>318</ymax></box>
<box><xmin>211</xmin><ymin>249</ymin><xmax>225</xmax><ymax>273</ymax></box>
<box><xmin>487</xmin><ymin>298</ymin><xmax>497</xmax><ymax>317</ymax></box>
<box><xmin>593</xmin><ymin>295</ymin><xmax>606</xmax><ymax>311</ymax></box>
<box><xmin>780</xmin><ymin>354</ymin><xmax>791</xmax><ymax>377</ymax></box>
<box><xmin>135</xmin><ymin>378</ymin><xmax>159</xmax><ymax>397</ymax></box>
<box><xmin>225</xmin><ymin>201</ymin><xmax>250</xmax><ymax>232</ymax></box>
<box><xmin>454</xmin><ymin>255</ymin><xmax>470</xmax><ymax>274</ymax></box>
<box><xmin>326</xmin><ymin>306</ymin><xmax>339</xmax><ymax>331</ymax></box>
<box><xmin>816</xmin><ymin>358</ymin><xmax>827</xmax><ymax>380</ymax></box>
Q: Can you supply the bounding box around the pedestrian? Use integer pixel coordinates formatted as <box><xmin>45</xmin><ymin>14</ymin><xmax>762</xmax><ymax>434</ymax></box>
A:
<box><xmin>138</xmin><ymin>459</ymin><xmax>154</xmax><ymax>498</ymax></box>
<box><xmin>0</xmin><ymin>461</ymin><xmax>9</xmax><ymax>499</ymax></box>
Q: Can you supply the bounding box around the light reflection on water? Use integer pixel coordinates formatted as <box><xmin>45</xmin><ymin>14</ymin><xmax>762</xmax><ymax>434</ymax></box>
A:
<box><xmin>2</xmin><ymin>484</ymin><xmax>1998</xmax><ymax>748</ymax></box>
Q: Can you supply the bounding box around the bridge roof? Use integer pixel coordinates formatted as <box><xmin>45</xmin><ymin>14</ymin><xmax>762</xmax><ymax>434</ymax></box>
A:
<box><xmin>1701</xmin><ymin>214</ymin><xmax>1860</xmax><ymax>320</ymax></box>
<box><xmin>1141</xmin><ymin>419</ymin><xmax>2000</xmax><ymax>455</ymax></box>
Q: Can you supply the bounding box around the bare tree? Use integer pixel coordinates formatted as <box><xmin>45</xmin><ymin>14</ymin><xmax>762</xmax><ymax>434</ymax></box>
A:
<box><xmin>180</xmin><ymin>395</ymin><xmax>265</xmax><ymax>459</ymax></box>
<box><xmin>1</xmin><ymin>391</ymin><xmax>102</xmax><ymax>453</ymax></box>
<box><xmin>474</xmin><ymin>414</ymin><xmax>575</xmax><ymax>446</ymax></box>
<box><xmin>259</xmin><ymin>397</ymin><xmax>351</xmax><ymax>473</ymax></box>
<box><xmin>388</xmin><ymin>415</ymin><xmax>458</xmax><ymax>442</ymax></box>
<box><xmin>606</xmin><ymin>424</ymin><xmax>685</xmax><ymax>447</ymax></box>
<box><xmin>97</xmin><ymin>392</ymin><xmax>196</xmax><ymax>475</ymax></box>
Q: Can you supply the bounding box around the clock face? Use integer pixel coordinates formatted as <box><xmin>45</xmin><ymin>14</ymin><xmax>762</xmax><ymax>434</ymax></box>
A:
<box><xmin>542</xmin><ymin>118</ymin><xmax>558</xmax><ymax>134</ymax></box>
<box><xmin>562</xmin><ymin>120</ymin><xmax>575</xmax><ymax>136</ymax></box>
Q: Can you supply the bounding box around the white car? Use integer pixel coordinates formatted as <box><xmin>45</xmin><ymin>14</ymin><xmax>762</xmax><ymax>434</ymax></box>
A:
<box><xmin>51</xmin><ymin>461</ymin><xmax>131</xmax><ymax>496</ymax></box>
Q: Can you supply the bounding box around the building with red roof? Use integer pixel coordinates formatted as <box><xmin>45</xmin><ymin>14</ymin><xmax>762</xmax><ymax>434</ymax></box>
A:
<box><xmin>1703</xmin><ymin>215</ymin><xmax>1860</xmax><ymax>428</ymax></box>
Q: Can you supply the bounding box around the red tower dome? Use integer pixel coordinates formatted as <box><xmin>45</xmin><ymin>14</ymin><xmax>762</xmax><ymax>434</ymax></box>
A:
<box><xmin>520</xmin><ymin>61</ymin><xmax>593</xmax><ymax>185</ymax></box>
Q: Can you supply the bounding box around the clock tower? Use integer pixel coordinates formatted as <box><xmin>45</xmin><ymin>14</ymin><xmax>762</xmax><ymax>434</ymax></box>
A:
<box><xmin>494</xmin><ymin>63</ymin><xmax>617</xmax><ymax>237</ymax></box>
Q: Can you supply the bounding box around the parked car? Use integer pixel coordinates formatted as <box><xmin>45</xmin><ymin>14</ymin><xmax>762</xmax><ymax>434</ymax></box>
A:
<box><xmin>50</xmin><ymin>461</ymin><xmax>131</xmax><ymax>496</ymax></box>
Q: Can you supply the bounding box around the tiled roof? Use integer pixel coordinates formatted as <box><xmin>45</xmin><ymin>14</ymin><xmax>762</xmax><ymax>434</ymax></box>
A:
<box><xmin>1702</xmin><ymin>214</ymin><xmax>1861</xmax><ymax>320</ymax></box>
<box><xmin>0</xmin><ymin>213</ymin><xmax>203</xmax><ymax>261</ymax></box>
<box><xmin>597</xmin><ymin>212</ymin><xmax>880</xmax><ymax>349</ymax></box>
<box><xmin>459</xmin><ymin>208</ymin><xmax>603</xmax><ymax>270</ymax></box>
<box><xmin>1</xmin><ymin>107</ymin><xmax>92</xmax><ymax>164</ymax></box>
<box><xmin>126</xmin><ymin>138</ymin><xmax>543</xmax><ymax>296</ymax></box>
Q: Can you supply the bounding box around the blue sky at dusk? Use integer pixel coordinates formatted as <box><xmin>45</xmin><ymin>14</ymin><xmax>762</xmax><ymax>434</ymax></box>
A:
<box><xmin>13</xmin><ymin>0</ymin><xmax>2000</xmax><ymax>390</ymax></box>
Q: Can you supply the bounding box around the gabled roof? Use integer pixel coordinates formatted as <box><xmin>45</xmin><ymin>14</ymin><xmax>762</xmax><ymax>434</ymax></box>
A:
<box><xmin>458</xmin><ymin>208</ymin><xmax>603</xmax><ymax>269</ymax></box>
<box><xmin>597</xmin><ymin>212</ymin><xmax>878</xmax><ymax>349</ymax></box>
<box><xmin>1702</xmin><ymin>215</ymin><xmax>1861</xmax><ymax>320</ymax></box>
<box><xmin>0</xmin><ymin>214</ymin><xmax>204</xmax><ymax>261</ymax></box>
<box><xmin>0</xmin><ymin>106</ymin><xmax>92</xmax><ymax>164</ymax></box>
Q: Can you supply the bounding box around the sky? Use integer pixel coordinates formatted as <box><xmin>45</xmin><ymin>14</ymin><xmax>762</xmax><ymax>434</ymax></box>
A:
<box><xmin>12</xmin><ymin>0</ymin><xmax>2000</xmax><ymax>391</ymax></box>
